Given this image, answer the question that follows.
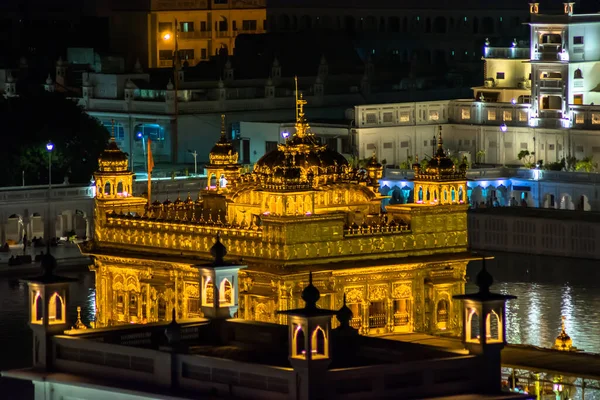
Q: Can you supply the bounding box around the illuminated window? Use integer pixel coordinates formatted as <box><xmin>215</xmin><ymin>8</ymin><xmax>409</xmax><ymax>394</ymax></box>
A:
<box><xmin>31</xmin><ymin>291</ymin><xmax>44</xmax><ymax>324</ymax></box>
<box><xmin>400</xmin><ymin>112</ymin><xmax>410</xmax><ymax>122</ymax></box>
<box><xmin>429</xmin><ymin>110</ymin><xmax>439</xmax><ymax>121</ymax></box>
<box><xmin>485</xmin><ymin>310</ymin><xmax>502</xmax><ymax>343</ymax></box>
<box><xmin>487</xmin><ymin>110</ymin><xmax>496</xmax><ymax>121</ymax></box>
<box><xmin>129</xmin><ymin>293</ymin><xmax>138</xmax><ymax>321</ymax></box>
<box><xmin>519</xmin><ymin>111</ymin><xmax>528</xmax><ymax>122</ymax></box>
<box><xmin>592</xmin><ymin>113</ymin><xmax>600</xmax><ymax>124</ymax></box>
<box><xmin>292</xmin><ymin>324</ymin><xmax>306</xmax><ymax>359</ymax></box>
<box><xmin>437</xmin><ymin>299</ymin><xmax>449</xmax><ymax>329</ymax></box>
<box><xmin>503</xmin><ymin>110</ymin><xmax>512</xmax><ymax>121</ymax></box>
<box><xmin>576</xmin><ymin>113</ymin><xmax>584</xmax><ymax>124</ymax></box>
<box><xmin>574</xmin><ymin>94</ymin><xmax>583</xmax><ymax>105</ymax></box>
<box><xmin>574</xmin><ymin>69</ymin><xmax>583</xmax><ymax>79</ymax></box>
<box><xmin>203</xmin><ymin>277</ymin><xmax>214</xmax><ymax>306</ymax></box>
<box><xmin>219</xmin><ymin>278</ymin><xmax>233</xmax><ymax>306</ymax></box>
<box><xmin>466</xmin><ymin>308</ymin><xmax>480</xmax><ymax>343</ymax></box>
<box><xmin>461</xmin><ymin>108</ymin><xmax>471</xmax><ymax>119</ymax></box>
<box><xmin>383</xmin><ymin>112</ymin><xmax>393</xmax><ymax>123</ymax></box>
<box><xmin>48</xmin><ymin>292</ymin><xmax>65</xmax><ymax>325</ymax></box>
<box><xmin>311</xmin><ymin>326</ymin><xmax>328</xmax><ymax>359</ymax></box>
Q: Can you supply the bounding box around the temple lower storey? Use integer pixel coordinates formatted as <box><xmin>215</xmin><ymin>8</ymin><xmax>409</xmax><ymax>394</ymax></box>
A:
<box><xmin>90</xmin><ymin>250</ymin><xmax>474</xmax><ymax>336</ymax></box>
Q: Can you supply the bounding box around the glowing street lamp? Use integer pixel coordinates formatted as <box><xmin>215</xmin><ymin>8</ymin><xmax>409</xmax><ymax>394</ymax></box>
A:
<box><xmin>499</xmin><ymin>124</ymin><xmax>508</xmax><ymax>167</ymax></box>
<box><xmin>162</xmin><ymin>32</ymin><xmax>172</xmax><ymax>41</ymax></box>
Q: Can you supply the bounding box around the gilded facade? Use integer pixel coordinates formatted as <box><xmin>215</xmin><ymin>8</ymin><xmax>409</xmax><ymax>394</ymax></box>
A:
<box><xmin>83</xmin><ymin>96</ymin><xmax>474</xmax><ymax>336</ymax></box>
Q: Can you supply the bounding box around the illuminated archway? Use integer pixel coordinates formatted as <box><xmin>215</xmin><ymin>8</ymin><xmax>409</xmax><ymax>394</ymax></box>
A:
<box><xmin>48</xmin><ymin>292</ymin><xmax>65</xmax><ymax>324</ymax></box>
<box><xmin>104</xmin><ymin>181</ymin><xmax>111</xmax><ymax>196</ymax></box>
<box><xmin>486</xmin><ymin>310</ymin><xmax>502</xmax><ymax>342</ymax></box>
<box><xmin>436</xmin><ymin>299</ymin><xmax>449</xmax><ymax>330</ymax></box>
<box><xmin>311</xmin><ymin>326</ymin><xmax>328</xmax><ymax>358</ymax></box>
<box><xmin>293</xmin><ymin>325</ymin><xmax>306</xmax><ymax>359</ymax></box>
<box><xmin>466</xmin><ymin>308</ymin><xmax>480</xmax><ymax>343</ymax></box>
<box><xmin>219</xmin><ymin>278</ymin><xmax>233</xmax><ymax>305</ymax></box>
<box><xmin>117</xmin><ymin>182</ymin><xmax>124</xmax><ymax>195</ymax></box>
<box><xmin>203</xmin><ymin>277</ymin><xmax>214</xmax><ymax>306</ymax></box>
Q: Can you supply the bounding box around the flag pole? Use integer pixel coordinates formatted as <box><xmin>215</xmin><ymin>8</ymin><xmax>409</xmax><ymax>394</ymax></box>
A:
<box><xmin>147</xmin><ymin>138</ymin><xmax>153</xmax><ymax>206</ymax></box>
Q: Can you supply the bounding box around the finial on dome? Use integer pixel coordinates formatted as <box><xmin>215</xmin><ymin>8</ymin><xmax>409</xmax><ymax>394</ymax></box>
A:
<box><xmin>476</xmin><ymin>257</ymin><xmax>494</xmax><ymax>294</ymax></box>
<box><xmin>336</xmin><ymin>293</ymin><xmax>354</xmax><ymax>329</ymax></box>
<box><xmin>210</xmin><ymin>232</ymin><xmax>227</xmax><ymax>265</ymax></box>
<box><xmin>301</xmin><ymin>271</ymin><xmax>321</xmax><ymax>310</ymax></box>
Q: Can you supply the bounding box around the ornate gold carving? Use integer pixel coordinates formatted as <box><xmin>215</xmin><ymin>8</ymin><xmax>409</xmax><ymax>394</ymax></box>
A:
<box><xmin>368</xmin><ymin>284</ymin><xmax>388</xmax><ymax>301</ymax></box>
<box><xmin>344</xmin><ymin>287</ymin><xmax>365</xmax><ymax>304</ymax></box>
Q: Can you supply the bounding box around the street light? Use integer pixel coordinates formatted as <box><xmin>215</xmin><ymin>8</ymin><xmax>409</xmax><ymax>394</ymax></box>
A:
<box><xmin>499</xmin><ymin>123</ymin><xmax>508</xmax><ymax>167</ymax></box>
<box><xmin>188</xmin><ymin>149</ymin><xmax>198</xmax><ymax>176</ymax></box>
<box><xmin>162</xmin><ymin>21</ymin><xmax>180</xmax><ymax>165</ymax></box>
<box><xmin>46</xmin><ymin>141</ymin><xmax>54</xmax><ymax>248</ymax></box>
<box><xmin>137</xmin><ymin>132</ymin><xmax>147</xmax><ymax>173</ymax></box>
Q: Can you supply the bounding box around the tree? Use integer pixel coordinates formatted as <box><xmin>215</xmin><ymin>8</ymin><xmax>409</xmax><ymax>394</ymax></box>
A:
<box><xmin>0</xmin><ymin>90</ymin><xmax>109</xmax><ymax>187</ymax></box>
<box><xmin>575</xmin><ymin>156</ymin><xmax>597</xmax><ymax>173</ymax></box>
<box><xmin>517</xmin><ymin>150</ymin><xmax>536</xmax><ymax>168</ymax></box>
<box><xmin>476</xmin><ymin>150</ymin><xmax>486</xmax><ymax>164</ymax></box>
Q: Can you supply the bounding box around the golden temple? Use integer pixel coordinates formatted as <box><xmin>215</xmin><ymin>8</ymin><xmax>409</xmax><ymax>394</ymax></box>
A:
<box><xmin>82</xmin><ymin>95</ymin><xmax>473</xmax><ymax>336</ymax></box>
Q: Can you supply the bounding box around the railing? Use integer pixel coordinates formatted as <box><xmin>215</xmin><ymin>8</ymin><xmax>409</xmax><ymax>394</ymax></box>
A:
<box><xmin>215</xmin><ymin>30</ymin><xmax>229</xmax><ymax>38</ymax></box>
<box><xmin>233</xmin><ymin>29</ymin><xmax>266</xmax><ymax>36</ymax></box>
<box><xmin>393</xmin><ymin>312</ymin><xmax>409</xmax><ymax>326</ymax></box>
<box><xmin>369</xmin><ymin>313</ymin><xmax>386</xmax><ymax>328</ymax></box>
<box><xmin>539</xmin><ymin>80</ymin><xmax>563</xmax><ymax>88</ymax></box>
<box><xmin>350</xmin><ymin>316</ymin><xmax>362</xmax><ymax>330</ymax></box>
<box><xmin>179</xmin><ymin>31</ymin><xmax>211</xmax><ymax>39</ymax></box>
<box><xmin>484</xmin><ymin>47</ymin><xmax>529</xmax><ymax>59</ymax></box>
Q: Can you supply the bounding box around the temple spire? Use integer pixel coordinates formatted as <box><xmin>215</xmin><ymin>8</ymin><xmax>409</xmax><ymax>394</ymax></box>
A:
<box><xmin>110</xmin><ymin>119</ymin><xmax>116</xmax><ymax>142</ymax></box>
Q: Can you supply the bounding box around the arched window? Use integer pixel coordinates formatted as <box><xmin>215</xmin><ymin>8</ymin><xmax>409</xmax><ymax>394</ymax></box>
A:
<box><xmin>311</xmin><ymin>326</ymin><xmax>327</xmax><ymax>358</ymax></box>
<box><xmin>48</xmin><ymin>292</ymin><xmax>64</xmax><ymax>324</ymax></box>
<box><xmin>33</xmin><ymin>292</ymin><xmax>44</xmax><ymax>323</ymax></box>
<box><xmin>219</xmin><ymin>278</ymin><xmax>233</xmax><ymax>305</ymax></box>
<box><xmin>209</xmin><ymin>174</ymin><xmax>217</xmax><ymax>188</ymax></box>
<box><xmin>458</xmin><ymin>187</ymin><xmax>464</xmax><ymax>202</ymax></box>
<box><xmin>433</xmin><ymin>190</ymin><xmax>438</xmax><ymax>201</ymax></box>
<box><xmin>486</xmin><ymin>310</ymin><xmax>501</xmax><ymax>342</ymax></box>
<box><xmin>443</xmin><ymin>190</ymin><xmax>448</xmax><ymax>202</ymax></box>
<box><xmin>129</xmin><ymin>293</ymin><xmax>138</xmax><ymax>320</ymax></box>
<box><xmin>466</xmin><ymin>308</ymin><xmax>481</xmax><ymax>343</ymax></box>
<box><xmin>418</xmin><ymin>187</ymin><xmax>423</xmax><ymax>202</ymax></box>
<box><xmin>204</xmin><ymin>278</ymin><xmax>214</xmax><ymax>306</ymax></box>
<box><xmin>437</xmin><ymin>299</ymin><xmax>449</xmax><ymax>329</ymax></box>
<box><xmin>104</xmin><ymin>181</ymin><xmax>111</xmax><ymax>195</ymax></box>
<box><xmin>293</xmin><ymin>325</ymin><xmax>306</xmax><ymax>358</ymax></box>
<box><xmin>574</xmin><ymin>68</ymin><xmax>583</xmax><ymax>79</ymax></box>
<box><xmin>158</xmin><ymin>298</ymin><xmax>166</xmax><ymax>320</ymax></box>
<box><xmin>219</xmin><ymin>174</ymin><xmax>228</xmax><ymax>188</ymax></box>
<box><xmin>451</xmin><ymin>188</ymin><xmax>456</xmax><ymax>202</ymax></box>
<box><xmin>117</xmin><ymin>182</ymin><xmax>124</xmax><ymax>194</ymax></box>
<box><xmin>426</xmin><ymin>189</ymin><xmax>431</xmax><ymax>201</ymax></box>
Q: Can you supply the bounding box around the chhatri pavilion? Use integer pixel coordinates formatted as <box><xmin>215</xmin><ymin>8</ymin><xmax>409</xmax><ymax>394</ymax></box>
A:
<box><xmin>82</xmin><ymin>96</ymin><xmax>472</xmax><ymax>336</ymax></box>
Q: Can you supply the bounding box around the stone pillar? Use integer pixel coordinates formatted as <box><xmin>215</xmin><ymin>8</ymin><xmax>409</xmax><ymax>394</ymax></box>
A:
<box><xmin>362</xmin><ymin>301</ymin><xmax>369</xmax><ymax>335</ymax></box>
<box><xmin>85</xmin><ymin>217</ymin><xmax>91</xmax><ymax>240</ymax></box>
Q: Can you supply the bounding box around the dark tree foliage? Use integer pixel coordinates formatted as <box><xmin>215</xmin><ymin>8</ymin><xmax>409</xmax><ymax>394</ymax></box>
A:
<box><xmin>0</xmin><ymin>90</ymin><xmax>109</xmax><ymax>187</ymax></box>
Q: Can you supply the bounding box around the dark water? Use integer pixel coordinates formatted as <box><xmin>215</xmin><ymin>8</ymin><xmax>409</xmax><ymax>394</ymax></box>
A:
<box><xmin>2</xmin><ymin>253</ymin><xmax>600</xmax><ymax>398</ymax></box>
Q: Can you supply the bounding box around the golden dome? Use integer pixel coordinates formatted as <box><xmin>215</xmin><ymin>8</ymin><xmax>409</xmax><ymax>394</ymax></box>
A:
<box><xmin>98</xmin><ymin>126</ymin><xmax>129</xmax><ymax>173</ymax></box>
<box><xmin>416</xmin><ymin>126</ymin><xmax>466</xmax><ymax>181</ymax></box>
<box><xmin>253</xmin><ymin>93</ymin><xmax>349</xmax><ymax>189</ymax></box>
<box><xmin>208</xmin><ymin>115</ymin><xmax>239</xmax><ymax>166</ymax></box>
<box><xmin>553</xmin><ymin>316</ymin><xmax>575</xmax><ymax>351</ymax></box>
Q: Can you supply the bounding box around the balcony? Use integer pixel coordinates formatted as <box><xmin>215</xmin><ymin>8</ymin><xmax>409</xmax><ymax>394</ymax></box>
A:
<box><xmin>539</xmin><ymin>80</ymin><xmax>563</xmax><ymax>89</ymax></box>
<box><xmin>484</xmin><ymin>47</ymin><xmax>529</xmax><ymax>60</ymax></box>
<box><xmin>233</xmin><ymin>29</ymin><xmax>266</xmax><ymax>36</ymax></box>
<box><xmin>179</xmin><ymin>31</ymin><xmax>211</xmax><ymax>39</ymax></box>
<box><xmin>215</xmin><ymin>30</ymin><xmax>229</xmax><ymax>38</ymax></box>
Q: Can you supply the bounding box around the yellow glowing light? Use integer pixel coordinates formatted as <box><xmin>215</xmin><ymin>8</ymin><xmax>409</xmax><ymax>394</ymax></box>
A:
<box><xmin>163</xmin><ymin>32</ymin><xmax>172</xmax><ymax>41</ymax></box>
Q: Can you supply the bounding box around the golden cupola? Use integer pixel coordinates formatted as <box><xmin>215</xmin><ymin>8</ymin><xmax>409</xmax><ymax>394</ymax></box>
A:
<box><xmin>553</xmin><ymin>316</ymin><xmax>577</xmax><ymax>351</ymax></box>
<box><xmin>205</xmin><ymin>115</ymin><xmax>241</xmax><ymax>191</ymax></box>
<box><xmin>412</xmin><ymin>126</ymin><xmax>468</xmax><ymax>205</ymax></box>
<box><xmin>416</xmin><ymin>126</ymin><xmax>467</xmax><ymax>181</ymax></box>
<box><xmin>252</xmin><ymin>93</ymin><xmax>350</xmax><ymax>190</ymax></box>
<box><xmin>209</xmin><ymin>115</ymin><xmax>239</xmax><ymax>166</ymax></box>
<box><xmin>94</xmin><ymin>121</ymin><xmax>134</xmax><ymax>200</ymax></box>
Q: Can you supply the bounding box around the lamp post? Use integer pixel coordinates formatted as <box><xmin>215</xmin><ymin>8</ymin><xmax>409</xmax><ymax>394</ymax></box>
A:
<box><xmin>137</xmin><ymin>132</ymin><xmax>147</xmax><ymax>173</ymax></box>
<box><xmin>500</xmin><ymin>123</ymin><xmax>508</xmax><ymax>167</ymax></box>
<box><xmin>163</xmin><ymin>21</ymin><xmax>180</xmax><ymax>165</ymax></box>
<box><xmin>188</xmin><ymin>149</ymin><xmax>198</xmax><ymax>176</ymax></box>
<box><xmin>46</xmin><ymin>141</ymin><xmax>54</xmax><ymax>247</ymax></box>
